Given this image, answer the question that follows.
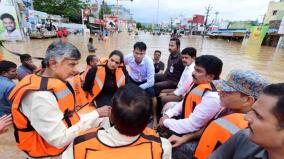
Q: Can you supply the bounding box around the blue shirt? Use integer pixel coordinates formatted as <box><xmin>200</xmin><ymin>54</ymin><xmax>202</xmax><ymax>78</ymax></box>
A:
<box><xmin>124</xmin><ymin>54</ymin><xmax>155</xmax><ymax>89</ymax></box>
<box><xmin>17</xmin><ymin>65</ymin><xmax>33</xmax><ymax>81</ymax></box>
<box><xmin>0</xmin><ymin>76</ymin><xmax>15</xmax><ymax>116</ymax></box>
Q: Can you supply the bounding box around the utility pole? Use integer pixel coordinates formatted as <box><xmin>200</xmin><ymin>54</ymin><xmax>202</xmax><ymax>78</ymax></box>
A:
<box><xmin>204</xmin><ymin>5</ymin><xmax>212</xmax><ymax>35</ymax></box>
<box><xmin>214</xmin><ymin>11</ymin><xmax>219</xmax><ymax>25</ymax></box>
<box><xmin>204</xmin><ymin>5</ymin><xmax>212</xmax><ymax>28</ymax></box>
<box><xmin>170</xmin><ymin>17</ymin><xmax>173</xmax><ymax>32</ymax></box>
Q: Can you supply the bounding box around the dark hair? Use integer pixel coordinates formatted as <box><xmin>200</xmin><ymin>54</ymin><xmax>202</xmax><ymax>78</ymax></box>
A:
<box><xmin>41</xmin><ymin>60</ymin><xmax>47</xmax><ymax>68</ymax></box>
<box><xmin>0</xmin><ymin>60</ymin><xmax>17</xmax><ymax>75</ymax></box>
<box><xmin>109</xmin><ymin>50</ymin><xmax>124</xmax><ymax>64</ymax></box>
<box><xmin>83</xmin><ymin>50</ymin><xmax>124</xmax><ymax>94</ymax></box>
<box><xmin>170</xmin><ymin>38</ymin><xmax>180</xmax><ymax>49</ymax></box>
<box><xmin>111</xmin><ymin>85</ymin><xmax>151</xmax><ymax>136</ymax></box>
<box><xmin>0</xmin><ymin>13</ymin><xmax>15</xmax><ymax>21</ymax></box>
<box><xmin>181</xmin><ymin>47</ymin><xmax>197</xmax><ymax>58</ymax></box>
<box><xmin>154</xmin><ymin>50</ymin><xmax>161</xmax><ymax>55</ymax></box>
<box><xmin>20</xmin><ymin>54</ymin><xmax>32</xmax><ymax>62</ymax></box>
<box><xmin>89</xmin><ymin>37</ymin><xmax>93</xmax><ymax>43</ymax></box>
<box><xmin>86</xmin><ymin>55</ymin><xmax>97</xmax><ymax>65</ymax></box>
<box><xmin>263</xmin><ymin>83</ymin><xmax>284</xmax><ymax>128</ymax></box>
<box><xmin>133</xmin><ymin>42</ymin><xmax>147</xmax><ymax>51</ymax></box>
<box><xmin>195</xmin><ymin>55</ymin><xmax>223</xmax><ymax>80</ymax></box>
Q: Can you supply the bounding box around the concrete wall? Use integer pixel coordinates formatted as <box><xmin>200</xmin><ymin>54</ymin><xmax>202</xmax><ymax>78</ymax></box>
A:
<box><xmin>264</xmin><ymin>1</ymin><xmax>284</xmax><ymax>24</ymax></box>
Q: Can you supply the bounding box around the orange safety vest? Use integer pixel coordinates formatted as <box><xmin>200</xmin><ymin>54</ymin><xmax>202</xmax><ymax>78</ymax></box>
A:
<box><xmin>182</xmin><ymin>83</ymin><xmax>215</xmax><ymax>118</ymax></box>
<box><xmin>80</xmin><ymin>65</ymin><xmax>92</xmax><ymax>82</ymax></box>
<box><xmin>72</xmin><ymin>74</ymin><xmax>90</xmax><ymax>112</ymax></box>
<box><xmin>194</xmin><ymin>113</ymin><xmax>248</xmax><ymax>159</ymax></box>
<box><xmin>8</xmin><ymin>74</ymin><xmax>80</xmax><ymax>158</ymax></box>
<box><xmin>89</xmin><ymin>65</ymin><xmax>126</xmax><ymax>103</ymax></box>
<box><xmin>73</xmin><ymin>127</ymin><xmax>163</xmax><ymax>159</ymax></box>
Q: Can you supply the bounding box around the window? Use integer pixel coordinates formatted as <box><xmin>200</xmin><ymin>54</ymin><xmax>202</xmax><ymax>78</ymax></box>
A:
<box><xmin>272</xmin><ymin>10</ymin><xmax>278</xmax><ymax>16</ymax></box>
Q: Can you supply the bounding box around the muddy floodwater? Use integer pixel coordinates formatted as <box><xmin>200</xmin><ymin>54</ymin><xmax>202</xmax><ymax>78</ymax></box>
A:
<box><xmin>1</xmin><ymin>32</ymin><xmax>283</xmax><ymax>158</ymax></box>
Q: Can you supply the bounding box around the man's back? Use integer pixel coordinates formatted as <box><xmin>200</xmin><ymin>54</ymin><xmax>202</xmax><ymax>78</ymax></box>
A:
<box><xmin>68</xmin><ymin>127</ymin><xmax>171</xmax><ymax>159</ymax></box>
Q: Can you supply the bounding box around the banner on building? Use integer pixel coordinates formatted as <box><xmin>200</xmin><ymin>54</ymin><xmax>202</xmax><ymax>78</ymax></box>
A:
<box><xmin>278</xmin><ymin>17</ymin><xmax>284</xmax><ymax>34</ymax></box>
<box><xmin>247</xmin><ymin>25</ymin><xmax>269</xmax><ymax>47</ymax></box>
<box><xmin>0</xmin><ymin>3</ymin><xmax>23</xmax><ymax>41</ymax></box>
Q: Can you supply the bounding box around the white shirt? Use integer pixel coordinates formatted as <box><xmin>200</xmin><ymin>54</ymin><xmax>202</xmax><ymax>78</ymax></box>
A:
<box><xmin>173</xmin><ymin>63</ymin><xmax>195</xmax><ymax>96</ymax></box>
<box><xmin>63</xmin><ymin>126</ymin><xmax>172</xmax><ymax>159</ymax></box>
<box><xmin>20</xmin><ymin>91</ymin><xmax>106</xmax><ymax>159</ymax></box>
<box><xmin>164</xmin><ymin>91</ymin><xmax>221</xmax><ymax>134</ymax></box>
<box><xmin>0</xmin><ymin>29</ymin><xmax>22</xmax><ymax>41</ymax></box>
<box><xmin>124</xmin><ymin>54</ymin><xmax>155</xmax><ymax>89</ymax></box>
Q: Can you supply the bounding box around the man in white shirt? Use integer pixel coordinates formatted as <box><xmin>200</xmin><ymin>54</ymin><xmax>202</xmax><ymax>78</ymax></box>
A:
<box><xmin>0</xmin><ymin>13</ymin><xmax>22</xmax><ymax>41</ymax></box>
<box><xmin>124</xmin><ymin>42</ymin><xmax>155</xmax><ymax>97</ymax></box>
<box><xmin>9</xmin><ymin>40</ymin><xmax>110</xmax><ymax>159</ymax></box>
<box><xmin>159</xmin><ymin>47</ymin><xmax>196</xmax><ymax>108</ymax></box>
<box><xmin>158</xmin><ymin>55</ymin><xmax>223</xmax><ymax>136</ymax></box>
<box><xmin>63</xmin><ymin>85</ymin><xmax>172</xmax><ymax>159</ymax></box>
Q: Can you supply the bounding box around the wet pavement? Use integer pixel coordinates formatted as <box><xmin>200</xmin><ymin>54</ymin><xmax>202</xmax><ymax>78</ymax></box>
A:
<box><xmin>1</xmin><ymin>32</ymin><xmax>284</xmax><ymax>158</ymax></box>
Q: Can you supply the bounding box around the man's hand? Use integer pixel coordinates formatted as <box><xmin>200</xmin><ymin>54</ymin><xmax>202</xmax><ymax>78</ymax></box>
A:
<box><xmin>159</xmin><ymin>92</ymin><xmax>167</xmax><ymax>97</ymax></box>
<box><xmin>158</xmin><ymin>115</ymin><xmax>169</xmax><ymax>128</ymax></box>
<box><xmin>0</xmin><ymin>114</ymin><xmax>13</xmax><ymax>134</ymax></box>
<box><xmin>96</xmin><ymin>106</ymin><xmax>111</xmax><ymax>117</ymax></box>
<box><xmin>168</xmin><ymin>135</ymin><xmax>186</xmax><ymax>148</ymax></box>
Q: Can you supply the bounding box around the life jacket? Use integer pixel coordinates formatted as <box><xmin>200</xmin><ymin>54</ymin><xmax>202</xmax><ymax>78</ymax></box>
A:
<box><xmin>182</xmin><ymin>83</ymin><xmax>216</xmax><ymax>118</ymax></box>
<box><xmin>194</xmin><ymin>113</ymin><xmax>248</xmax><ymax>159</ymax></box>
<box><xmin>80</xmin><ymin>65</ymin><xmax>92</xmax><ymax>82</ymax></box>
<box><xmin>73</xmin><ymin>127</ymin><xmax>163</xmax><ymax>159</ymax></box>
<box><xmin>8</xmin><ymin>74</ymin><xmax>80</xmax><ymax>158</ymax></box>
<box><xmin>71</xmin><ymin>74</ymin><xmax>91</xmax><ymax>113</ymax></box>
<box><xmin>89</xmin><ymin>64</ymin><xmax>126</xmax><ymax>103</ymax></box>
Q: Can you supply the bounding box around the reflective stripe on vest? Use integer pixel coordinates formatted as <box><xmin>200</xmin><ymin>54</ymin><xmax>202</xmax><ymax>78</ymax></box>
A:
<box><xmin>55</xmin><ymin>88</ymin><xmax>72</xmax><ymax>100</ymax></box>
<box><xmin>95</xmin><ymin>75</ymin><xmax>104</xmax><ymax>90</ymax></box>
<box><xmin>117</xmin><ymin>74</ymin><xmax>126</xmax><ymax>87</ymax></box>
<box><xmin>194</xmin><ymin>113</ymin><xmax>248</xmax><ymax>159</ymax></box>
<box><xmin>214</xmin><ymin>117</ymin><xmax>241</xmax><ymax>134</ymax></box>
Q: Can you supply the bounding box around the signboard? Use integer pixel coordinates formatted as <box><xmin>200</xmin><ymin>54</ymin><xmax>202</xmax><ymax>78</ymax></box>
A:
<box><xmin>0</xmin><ymin>6</ymin><xmax>23</xmax><ymax>41</ymax></box>
<box><xmin>278</xmin><ymin>17</ymin><xmax>284</xmax><ymax>34</ymax></box>
<box><xmin>247</xmin><ymin>26</ymin><xmax>269</xmax><ymax>47</ymax></box>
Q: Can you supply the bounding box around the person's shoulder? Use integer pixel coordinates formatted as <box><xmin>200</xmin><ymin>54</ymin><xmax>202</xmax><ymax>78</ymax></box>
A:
<box><xmin>0</xmin><ymin>76</ymin><xmax>15</xmax><ymax>87</ymax></box>
<box><xmin>22</xmin><ymin>91</ymin><xmax>56</xmax><ymax>104</ymax></box>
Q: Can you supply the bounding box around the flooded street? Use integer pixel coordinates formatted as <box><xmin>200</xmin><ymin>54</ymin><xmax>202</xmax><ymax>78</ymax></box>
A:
<box><xmin>1</xmin><ymin>32</ymin><xmax>284</xmax><ymax>158</ymax></box>
<box><xmin>3</xmin><ymin>32</ymin><xmax>284</xmax><ymax>82</ymax></box>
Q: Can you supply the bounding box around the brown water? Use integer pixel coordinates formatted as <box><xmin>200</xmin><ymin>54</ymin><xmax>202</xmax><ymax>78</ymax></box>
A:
<box><xmin>1</xmin><ymin>32</ymin><xmax>284</xmax><ymax>158</ymax></box>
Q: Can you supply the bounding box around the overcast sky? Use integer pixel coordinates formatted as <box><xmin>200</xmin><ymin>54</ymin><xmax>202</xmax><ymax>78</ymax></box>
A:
<box><xmin>104</xmin><ymin>0</ymin><xmax>274</xmax><ymax>23</ymax></box>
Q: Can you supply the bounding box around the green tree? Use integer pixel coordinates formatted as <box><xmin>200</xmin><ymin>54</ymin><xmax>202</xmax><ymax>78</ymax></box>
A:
<box><xmin>136</xmin><ymin>22</ymin><xmax>143</xmax><ymax>30</ymax></box>
<box><xmin>33</xmin><ymin>0</ymin><xmax>87</xmax><ymax>23</ymax></box>
<box><xmin>99</xmin><ymin>2</ymin><xmax>112</xmax><ymax>19</ymax></box>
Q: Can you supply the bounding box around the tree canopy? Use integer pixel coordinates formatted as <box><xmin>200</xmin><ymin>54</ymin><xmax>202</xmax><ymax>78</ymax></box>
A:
<box><xmin>33</xmin><ymin>0</ymin><xmax>87</xmax><ymax>23</ymax></box>
<box><xmin>99</xmin><ymin>2</ymin><xmax>112</xmax><ymax>19</ymax></box>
